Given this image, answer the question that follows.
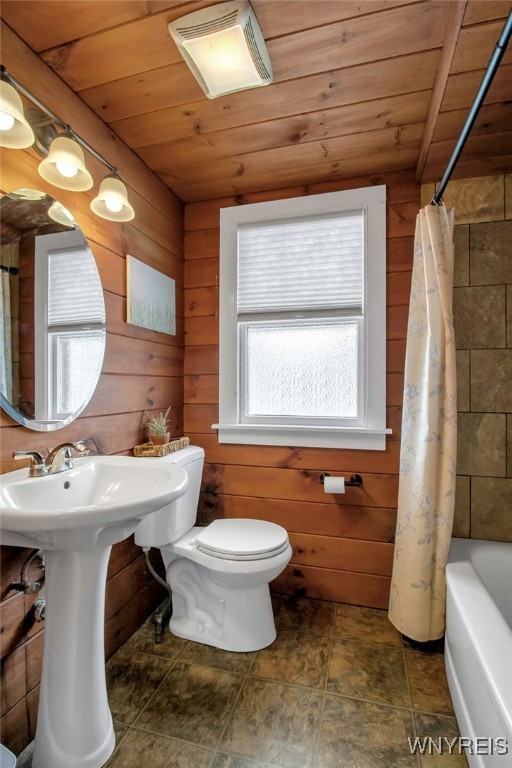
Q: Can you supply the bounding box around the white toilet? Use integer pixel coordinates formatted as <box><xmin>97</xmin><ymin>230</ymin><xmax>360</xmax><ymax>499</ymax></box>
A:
<box><xmin>135</xmin><ymin>446</ymin><xmax>292</xmax><ymax>652</ymax></box>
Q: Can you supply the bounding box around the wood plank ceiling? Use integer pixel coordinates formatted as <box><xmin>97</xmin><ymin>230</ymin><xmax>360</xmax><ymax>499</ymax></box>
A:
<box><xmin>2</xmin><ymin>0</ymin><xmax>512</xmax><ymax>203</ymax></box>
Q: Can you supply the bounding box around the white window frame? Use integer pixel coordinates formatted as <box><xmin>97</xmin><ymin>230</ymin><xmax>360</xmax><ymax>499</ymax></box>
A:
<box><xmin>215</xmin><ymin>185</ymin><xmax>391</xmax><ymax>450</ymax></box>
<box><xmin>34</xmin><ymin>231</ymin><xmax>105</xmax><ymax>423</ymax></box>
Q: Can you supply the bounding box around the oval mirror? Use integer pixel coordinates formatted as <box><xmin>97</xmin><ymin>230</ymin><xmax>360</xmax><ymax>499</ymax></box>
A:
<box><xmin>0</xmin><ymin>189</ymin><xmax>106</xmax><ymax>431</ymax></box>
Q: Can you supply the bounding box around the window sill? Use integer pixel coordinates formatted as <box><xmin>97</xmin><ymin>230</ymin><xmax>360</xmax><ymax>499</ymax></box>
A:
<box><xmin>212</xmin><ymin>423</ymin><xmax>392</xmax><ymax>450</ymax></box>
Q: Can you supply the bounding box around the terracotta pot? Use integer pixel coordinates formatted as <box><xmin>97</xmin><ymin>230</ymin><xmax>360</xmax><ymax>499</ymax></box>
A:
<box><xmin>149</xmin><ymin>433</ymin><xmax>170</xmax><ymax>445</ymax></box>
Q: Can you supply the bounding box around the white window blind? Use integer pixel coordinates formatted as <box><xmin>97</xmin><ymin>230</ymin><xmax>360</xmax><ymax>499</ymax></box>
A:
<box><xmin>237</xmin><ymin>211</ymin><xmax>364</xmax><ymax>314</ymax></box>
<box><xmin>48</xmin><ymin>249</ymin><xmax>105</xmax><ymax>327</ymax></box>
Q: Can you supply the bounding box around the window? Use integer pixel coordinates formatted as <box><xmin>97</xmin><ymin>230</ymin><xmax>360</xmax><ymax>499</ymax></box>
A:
<box><xmin>34</xmin><ymin>231</ymin><xmax>105</xmax><ymax>422</ymax></box>
<box><xmin>216</xmin><ymin>186</ymin><xmax>390</xmax><ymax>449</ymax></box>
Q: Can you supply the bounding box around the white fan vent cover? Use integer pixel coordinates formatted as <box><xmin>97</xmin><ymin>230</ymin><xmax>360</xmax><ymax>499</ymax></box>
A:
<box><xmin>169</xmin><ymin>1</ymin><xmax>273</xmax><ymax>98</ymax></box>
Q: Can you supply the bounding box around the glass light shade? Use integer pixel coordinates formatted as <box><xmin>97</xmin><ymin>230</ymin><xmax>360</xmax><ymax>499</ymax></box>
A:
<box><xmin>90</xmin><ymin>175</ymin><xmax>134</xmax><ymax>222</ymax></box>
<box><xmin>48</xmin><ymin>200</ymin><xmax>76</xmax><ymax>227</ymax></box>
<box><xmin>183</xmin><ymin>26</ymin><xmax>262</xmax><ymax>97</ymax></box>
<box><xmin>38</xmin><ymin>134</ymin><xmax>93</xmax><ymax>191</ymax></box>
<box><xmin>0</xmin><ymin>80</ymin><xmax>35</xmax><ymax>148</ymax></box>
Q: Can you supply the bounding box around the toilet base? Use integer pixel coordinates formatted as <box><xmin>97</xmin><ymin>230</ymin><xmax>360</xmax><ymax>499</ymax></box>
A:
<box><xmin>167</xmin><ymin>557</ymin><xmax>277</xmax><ymax>652</ymax></box>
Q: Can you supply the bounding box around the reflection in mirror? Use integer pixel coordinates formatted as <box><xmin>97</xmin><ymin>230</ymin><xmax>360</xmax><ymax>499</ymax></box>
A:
<box><xmin>0</xmin><ymin>189</ymin><xmax>106</xmax><ymax>431</ymax></box>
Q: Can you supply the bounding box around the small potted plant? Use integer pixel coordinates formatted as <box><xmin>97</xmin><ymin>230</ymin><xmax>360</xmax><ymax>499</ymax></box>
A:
<box><xmin>144</xmin><ymin>407</ymin><xmax>171</xmax><ymax>445</ymax></box>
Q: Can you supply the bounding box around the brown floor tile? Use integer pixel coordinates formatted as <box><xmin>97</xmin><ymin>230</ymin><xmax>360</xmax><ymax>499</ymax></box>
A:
<box><xmin>211</xmin><ymin>754</ymin><xmax>284</xmax><ymax>768</ymax></box>
<box><xmin>181</xmin><ymin>640</ymin><xmax>255</xmax><ymax>674</ymax></box>
<box><xmin>273</xmin><ymin>595</ymin><xmax>335</xmax><ymax>635</ymax></box>
<box><xmin>414</xmin><ymin>713</ymin><xmax>468</xmax><ymax>767</ymax></box>
<box><xmin>334</xmin><ymin>604</ymin><xmax>402</xmax><ymax>647</ymax></box>
<box><xmin>106</xmin><ymin>649</ymin><xmax>173</xmax><ymax>724</ymax></box>
<box><xmin>123</xmin><ymin>618</ymin><xmax>188</xmax><ymax>659</ymax></box>
<box><xmin>104</xmin><ymin>724</ymin><xmax>129</xmax><ymax>767</ymax></box>
<box><xmin>135</xmin><ymin>662</ymin><xmax>243</xmax><ymax>747</ymax></box>
<box><xmin>105</xmin><ymin>729</ymin><xmax>212</xmax><ymax>768</ymax></box>
<box><xmin>113</xmin><ymin>722</ymin><xmax>129</xmax><ymax>741</ymax></box>
<box><xmin>250</xmin><ymin>629</ymin><xmax>330</xmax><ymax>688</ymax></box>
<box><xmin>405</xmin><ymin>651</ymin><xmax>454</xmax><ymax>716</ymax></box>
<box><xmin>317</xmin><ymin>694</ymin><xmax>417</xmax><ymax>768</ymax></box>
<box><xmin>327</xmin><ymin>639</ymin><xmax>410</xmax><ymax>707</ymax></box>
<box><xmin>220</xmin><ymin>678</ymin><xmax>323</xmax><ymax>768</ymax></box>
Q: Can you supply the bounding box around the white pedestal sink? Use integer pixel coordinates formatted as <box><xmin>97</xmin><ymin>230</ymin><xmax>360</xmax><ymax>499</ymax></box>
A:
<box><xmin>0</xmin><ymin>455</ymin><xmax>188</xmax><ymax>768</ymax></box>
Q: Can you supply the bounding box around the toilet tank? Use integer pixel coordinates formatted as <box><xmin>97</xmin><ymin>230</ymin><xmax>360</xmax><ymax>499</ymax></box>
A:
<box><xmin>134</xmin><ymin>445</ymin><xmax>205</xmax><ymax>548</ymax></box>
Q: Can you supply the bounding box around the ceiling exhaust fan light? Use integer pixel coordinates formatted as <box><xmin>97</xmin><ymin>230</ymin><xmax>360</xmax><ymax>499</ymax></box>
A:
<box><xmin>0</xmin><ymin>80</ymin><xmax>35</xmax><ymax>148</ymax></box>
<box><xmin>90</xmin><ymin>175</ymin><xmax>134</xmax><ymax>222</ymax></box>
<box><xmin>38</xmin><ymin>133</ymin><xmax>93</xmax><ymax>191</ymax></box>
<box><xmin>184</xmin><ymin>26</ymin><xmax>261</xmax><ymax>97</ymax></box>
<box><xmin>169</xmin><ymin>1</ymin><xmax>273</xmax><ymax>99</ymax></box>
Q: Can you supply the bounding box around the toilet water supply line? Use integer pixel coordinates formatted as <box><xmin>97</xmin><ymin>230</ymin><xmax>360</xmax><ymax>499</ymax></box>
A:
<box><xmin>142</xmin><ymin>547</ymin><xmax>173</xmax><ymax>643</ymax></box>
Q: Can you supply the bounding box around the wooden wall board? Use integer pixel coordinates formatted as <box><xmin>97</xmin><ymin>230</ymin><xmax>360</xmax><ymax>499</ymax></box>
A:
<box><xmin>288</xmin><ymin>533</ymin><xmax>394</xmax><ymax>576</ymax></box>
<box><xmin>0</xmin><ymin>27</ymin><xmax>184</xmax><ymax>756</ymax></box>
<box><xmin>183</xmin><ymin>170</ymin><xmax>418</xmax><ymax>608</ymax></box>
<box><xmin>197</xmin><ymin>492</ymin><xmax>397</xmax><ymax>543</ymax></box>
<box><xmin>0</xmin><ymin>698</ymin><xmax>30</xmax><ymax>755</ymax></box>
<box><xmin>184</xmin><ymin>170</ymin><xmax>419</xmax><ymax>231</ymax></box>
<box><xmin>3</xmin><ymin>2</ymin><xmax>510</xmax><ymax>202</ymax></box>
<box><xmin>273</xmin><ymin>565</ymin><xmax>391</xmax><ymax>608</ymax></box>
<box><xmin>109</xmin><ymin>50</ymin><xmax>441</xmax><ymax>150</ymax></box>
<box><xmin>0</xmin><ymin>1</ymin><xmax>187</xmax><ymax>52</ymax></box>
<box><xmin>170</xmin><ymin>148</ymin><xmax>421</xmax><ymax>202</ymax></box>
<box><xmin>34</xmin><ymin>2</ymin><xmax>440</xmax><ymax>93</ymax></box>
<box><xmin>186</xmin><ymin>433</ymin><xmax>401</xmax><ymax>477</ymax></box>
<box><xmin>137</xmin><ymin>92</ymin><xmax>431</xmax><ymax>173</ymax></box>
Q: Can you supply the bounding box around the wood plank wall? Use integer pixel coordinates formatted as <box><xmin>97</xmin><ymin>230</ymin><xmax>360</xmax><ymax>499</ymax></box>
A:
<box><xmin>184</xmin><ymin>169</ymin><xmax>419</xmax><ymax>608</ymax></box>
<box><xmin>0</xmin><ymin>23</ymin><xmax>183</xmax><ymax>754</ymax></box>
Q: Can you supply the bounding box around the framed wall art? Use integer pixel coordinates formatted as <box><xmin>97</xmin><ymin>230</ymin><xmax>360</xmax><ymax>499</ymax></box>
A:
<box><xmin>126</xmin><ymin>255</ymin><xmax>176</xmax><ymax>335</ymax></box>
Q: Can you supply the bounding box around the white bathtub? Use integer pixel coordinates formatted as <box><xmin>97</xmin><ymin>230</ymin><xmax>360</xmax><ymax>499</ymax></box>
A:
<box><xmin>446</xmin><ymin>538</ymin><xmax>512</xmax><ymax>767</ymax></box>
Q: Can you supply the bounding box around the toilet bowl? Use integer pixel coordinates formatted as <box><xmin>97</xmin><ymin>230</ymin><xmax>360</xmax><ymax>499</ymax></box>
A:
<box><xmin>135</xmin><ymin>446</ymin><xmax>292</xmax><ymax>652</ymax></box>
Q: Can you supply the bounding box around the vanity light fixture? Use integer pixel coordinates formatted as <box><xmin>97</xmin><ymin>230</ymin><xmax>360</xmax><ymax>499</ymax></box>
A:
<box><xmin>39</xmin><ymin>132</ymin><xmax>93</xmax><ymax>191</ymax></box>
<box><xmin>169</xmin><ymin>1</ymin><xmax>273</xmax><ymax>99</ymax></box>
<box><xmin>48</xmin><ymin>200</ymin><xmax>77</xmax><ymax>227</ymax></box>
<box><xmin>0</xmin><ymin>65</ymin><xmax>135</xmax><ymax>222</ymax></box>
<box><xmin>90</xmin><ymin>174</ymin><xmax>135</xmax><ymax>222</ymax></box>
<box><xmin>0</xmin><ymin>79</ymin><xmax>35</xmax><ymax>148</ymax></box>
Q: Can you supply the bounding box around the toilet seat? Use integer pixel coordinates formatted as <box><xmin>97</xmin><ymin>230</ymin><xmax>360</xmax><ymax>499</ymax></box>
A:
<box><xmin>193</xmin><ymin>519</ymin><xmax>289</xmax><ymax>561</ymax></box>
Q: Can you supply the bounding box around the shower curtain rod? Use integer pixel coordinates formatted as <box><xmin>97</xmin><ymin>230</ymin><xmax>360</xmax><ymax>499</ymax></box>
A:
<box><xmin>433</xmin><ymin>9</ymin><xmax>512</xmax><ymax>205</ymax></box>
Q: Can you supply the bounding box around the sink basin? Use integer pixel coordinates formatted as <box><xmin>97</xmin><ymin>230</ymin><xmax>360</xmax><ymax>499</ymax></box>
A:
<box><xmin>0</xmin><ymin>454</ymin><xmax>188</xmax><ymax>549</ymax></box>
<box><xmin>0</xmin><ymin>454</ymin><xmax>189</xmax><ymax>768</ymax></box>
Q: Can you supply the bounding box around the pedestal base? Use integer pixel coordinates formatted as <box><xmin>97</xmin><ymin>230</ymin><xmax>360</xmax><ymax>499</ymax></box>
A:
<box><xmin>32</xmin><ymin>547</ymin><xmax>115</xmax><ymax>768</ymax></box>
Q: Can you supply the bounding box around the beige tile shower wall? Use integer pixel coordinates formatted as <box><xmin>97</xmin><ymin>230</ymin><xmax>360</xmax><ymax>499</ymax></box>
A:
<box><xmin>422</xmin><ymin>174</ymin><xmax>512</xmax><ymax>542</ymax></box>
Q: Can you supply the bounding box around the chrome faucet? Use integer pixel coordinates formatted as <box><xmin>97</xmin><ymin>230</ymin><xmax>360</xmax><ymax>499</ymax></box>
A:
<box><xmin>13</xmin><ymin>441</ymin><xmax>90</xmax><ymax>477</ymax></box>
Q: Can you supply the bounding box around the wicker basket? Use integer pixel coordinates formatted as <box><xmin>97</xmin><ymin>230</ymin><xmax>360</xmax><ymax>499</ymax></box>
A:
<box><xmin>133</xmin><ymin>436</ymin><xmax>190</xmax><ymax>458</ymax></box>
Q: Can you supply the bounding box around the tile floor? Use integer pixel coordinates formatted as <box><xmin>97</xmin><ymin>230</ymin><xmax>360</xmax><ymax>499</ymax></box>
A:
<box><xmin>104</xmin><ymin>596</ymin><xmax>468</xmax><ymax>768</ymax></box>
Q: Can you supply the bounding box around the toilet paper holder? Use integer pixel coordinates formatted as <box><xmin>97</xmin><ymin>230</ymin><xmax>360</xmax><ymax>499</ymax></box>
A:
<box><xmin>320</xmin><ymin>472</ymin><xmax>363</xmax><ymax>487</ymax></box>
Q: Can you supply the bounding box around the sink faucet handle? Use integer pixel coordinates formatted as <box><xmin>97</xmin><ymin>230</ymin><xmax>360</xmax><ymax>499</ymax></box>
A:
<box><xmin>13</xmin><ymin>450</ymin><xmax>45</xmax><ymax>464</ymax></box>
<box><xmin>70</xmin><ymin>441</ymin><xmax>90</xmax><ymax>455</ymax></box>
<box><xmin>12</xmin><ymin>450</ymin><xmax>48</xmax><ymax>477</ymax></box>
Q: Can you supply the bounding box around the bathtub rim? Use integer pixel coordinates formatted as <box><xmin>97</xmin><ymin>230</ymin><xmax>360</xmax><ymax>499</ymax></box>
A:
<box><xmin>446</xmin><ymin>538</ymin><xmax>512</xmax><ymax>741</ymax></box>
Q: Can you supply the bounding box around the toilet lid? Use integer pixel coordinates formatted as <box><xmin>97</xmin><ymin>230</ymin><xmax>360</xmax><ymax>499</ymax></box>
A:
<box><xmin>194</xmin><ymin>519</ymin><xmax>289</xmax><ymax>560</ymax></box>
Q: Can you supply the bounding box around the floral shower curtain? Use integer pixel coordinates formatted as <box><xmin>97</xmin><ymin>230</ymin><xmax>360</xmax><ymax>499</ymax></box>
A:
<box><xmin>388</xmin><ymin>203</ymin><xmax>457</xmax><ymax>642</ymax></box>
